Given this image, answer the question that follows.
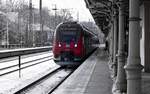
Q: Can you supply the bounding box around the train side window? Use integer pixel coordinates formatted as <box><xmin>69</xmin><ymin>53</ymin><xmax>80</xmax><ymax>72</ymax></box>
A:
<box><xmin>82</xmin><ymin>37</ymin><xmax>84</xmax><ymax>44</ymax></box>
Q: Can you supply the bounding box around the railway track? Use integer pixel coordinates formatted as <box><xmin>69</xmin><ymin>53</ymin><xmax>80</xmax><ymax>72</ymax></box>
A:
<box><xmin>14</xmin><ymin>67</ymin><xmax>74</xmax><ymax>94</ymax></box>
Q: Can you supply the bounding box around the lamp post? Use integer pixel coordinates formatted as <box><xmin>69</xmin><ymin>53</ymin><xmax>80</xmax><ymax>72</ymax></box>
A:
<box><xmin>29</xmin><ymin>0</ymin><xmax>33</xmax><ymax>47</ymax></box>
<box><xmin>6</xmin><ymin>16</ymin><xmax>9</xmax><ymax>48</ymax></box>
<box><xmin>52</xmin><ymin>4</ymin><xmax>58</xmax><ymax>29</ymax></box>
<box><xmin>39</xmin><ymin>0</ymin><xmax>44</xmax><ymax>46</ymax></box>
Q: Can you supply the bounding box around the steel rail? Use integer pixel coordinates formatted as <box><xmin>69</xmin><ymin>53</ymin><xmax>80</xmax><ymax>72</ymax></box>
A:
<box><xmin>48</xmin><ymin>69</ymin><xmax>74</xmax><ymax>94</ymax></box>
<box><xmin>14</xmin><ymin>67</ymin><xmax>63</xmax><ymax>94</ymax></box>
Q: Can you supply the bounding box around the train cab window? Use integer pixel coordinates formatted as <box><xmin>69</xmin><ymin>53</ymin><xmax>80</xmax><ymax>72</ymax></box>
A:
<box><xmin>62</xmin><ymin>35</ymin><xmax>76</xmax><ymax>43</ymax></box>
<box><xmin>60</xmin><ymin>32</ymin><xmax>77</xmax><ymax>43</ymax></box>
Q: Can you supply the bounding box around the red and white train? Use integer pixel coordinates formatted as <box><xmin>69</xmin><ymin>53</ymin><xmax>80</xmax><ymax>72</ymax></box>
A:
<box><xmin>52</xmin><ymin>21</ymin><xmax>99</xmax><ymax>67</ymax></box>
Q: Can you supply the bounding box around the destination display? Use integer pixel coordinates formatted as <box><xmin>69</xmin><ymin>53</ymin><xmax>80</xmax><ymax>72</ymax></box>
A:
<box><xmin>62</xmin><ymin>31</ymin><xmax>76</xmax><ymax>35</ymax></box>
<box><xmin>60</xmin><ymin>27</ymin><xmax>79</xmax><ymax>31</ymax></box>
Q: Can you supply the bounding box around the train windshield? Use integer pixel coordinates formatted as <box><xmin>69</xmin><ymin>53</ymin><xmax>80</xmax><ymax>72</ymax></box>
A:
<box><xmin>61</xmin><ymin>31</ymin><xmax>77</xmax><ymax>43</ymax></box>
<box><xmin>56</xmin><ymin>23</ymin><xmax>82</xmax><ymax>43</ymax></box>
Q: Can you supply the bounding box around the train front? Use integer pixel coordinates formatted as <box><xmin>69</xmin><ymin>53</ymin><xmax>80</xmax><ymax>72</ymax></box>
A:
<box><xmin>52</xmin><ymin>22</ymin><xmax>85</xmax><ymax>66</ymax></box>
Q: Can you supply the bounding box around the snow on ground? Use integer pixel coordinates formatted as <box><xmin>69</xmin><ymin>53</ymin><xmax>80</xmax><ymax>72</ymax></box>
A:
<box><xmin>99</xmin><ymin>43</ymin><xmax>105</xmax><ymax>48</ymax></box>
<box><xmin>0</xmin><ymin>51</ymin><xmax>59</xmax><ymax>94</ymax></box>
<box><xmin>0</xmin><ymin>51</ymin><xmax>53</xmax><ymax>75</ymax></box>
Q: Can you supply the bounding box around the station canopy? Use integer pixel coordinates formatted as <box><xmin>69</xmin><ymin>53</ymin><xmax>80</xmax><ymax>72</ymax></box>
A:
<box><xmin>84</xmin><ymin>0</ymin><xmax>116</xmax><ymax>37</ymax></box>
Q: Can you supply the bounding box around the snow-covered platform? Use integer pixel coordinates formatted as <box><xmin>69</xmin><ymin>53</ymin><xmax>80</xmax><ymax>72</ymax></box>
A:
<box><xmin>0</xmin><ymin>51</ymin><xmax>59</xmax><ymax>94</ymax></box>
<box><xmin>52</xmin><ymin>48</ymin><xmax>113</xmax><ymax>94</ymax></box>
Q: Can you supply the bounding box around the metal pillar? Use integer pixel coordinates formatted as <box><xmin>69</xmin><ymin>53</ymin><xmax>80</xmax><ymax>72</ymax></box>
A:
<box><xmin>39</xmin><ymin>0</ymin><xmax>43</xmax><ymax>46</ymax></box>
<box><xmin>115</xmin><ymin>0</ymin><xmax>127</xmax><ymax>92</ymax></box>
<box><xmin>113</xmin><ymin>9</ymin><xmax>118</xmax><ymax>78</ymax></box>
<box><xmin>144</xmin><ymin>1</ymin><xmax>150</xmax><ymax>72</ymax></box>
<box><xmin>52</xmin><ymin>4</ymin><xmax>58</xmax><ymax>42</ymax></box>
<box><xmin>124</xmin><ymin>0</ymin><xmax>143</xmax><ymax>94</ymax></box>
<box><xmin>53</xmin><ymin>4</ymin><xmax>58</xmax><ymax>29</ymax></box>
<box><xmin>29</xmin><ymin>0</ymin><xmax>33</xmax><ymax>47</ymax></box>
<box><xmin>6</xmin><ymin>19</ymin><xmax>9</xmax><ymax>48</ymax></box>
<box><xmin>110</xmin><ymin>22</ymin><xmax>114</xmax><ymax>65</ymax></box>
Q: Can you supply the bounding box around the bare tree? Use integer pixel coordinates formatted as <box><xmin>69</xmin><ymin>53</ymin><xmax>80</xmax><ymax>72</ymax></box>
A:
<box><xmin>0</xmin><ymin>0</ymin><xmax>74</xmax><ymax>47</ymax></box>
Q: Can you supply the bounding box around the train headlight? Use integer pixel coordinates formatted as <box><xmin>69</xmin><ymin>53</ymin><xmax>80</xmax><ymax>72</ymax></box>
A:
<box><xmin>58</xmin><ymin>44</ymin><xmax>61</xmax><ymax>47</ymax></box>
<box><xmin>74</xmin><ymin>44</ymin><xmax>77</xmax><ymax>48</ymax></box>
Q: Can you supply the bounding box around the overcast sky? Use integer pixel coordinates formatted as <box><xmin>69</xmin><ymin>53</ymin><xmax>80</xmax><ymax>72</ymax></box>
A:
<box><xmin>2</xmin><ymin>0</ymin><xmax>94</xmax><ymax>21</ymax></box>
<box><xmin>31</xmin><ymin>0</ymin><xmax>94</xmax><ymax>22</ymax></box>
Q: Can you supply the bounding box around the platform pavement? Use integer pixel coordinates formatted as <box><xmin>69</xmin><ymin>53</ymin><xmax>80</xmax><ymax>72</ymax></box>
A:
<box><xmin>52</xmin><ymin>48</ymin><xmax>113</xmax><ymax>94</ymax></box>
<box><xmin>142</xmin><ymin>73</ymin><xmax>150</xmax><ymax>94</ymax></box>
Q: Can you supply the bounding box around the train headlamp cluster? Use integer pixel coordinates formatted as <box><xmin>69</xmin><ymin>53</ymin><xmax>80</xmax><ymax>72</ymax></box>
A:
<box><xmin>58</xmin><ymin>43</ymin><xmax>78</xmax><ymax>48</ymax></box>
<box><xmin>74</xmin><ymin>44</ymin><xmax>77</xmax><ymax>47</ymax></box>
<box><xmin>58</xmin><ymin>43</ymin><xmax>61</xmax><ymax>47</ymax></box>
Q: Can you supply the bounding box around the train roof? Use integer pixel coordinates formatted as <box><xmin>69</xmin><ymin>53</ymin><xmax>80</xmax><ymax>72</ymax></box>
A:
<box><xmin>56</xmin><ymin>21</ymin><xmax>82</xmax><ymax>31</ymax></box>
<box><xmin>56</xmin><ymin>21</ymin><xmax>98</xmax><ymax>37</ymax></box>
